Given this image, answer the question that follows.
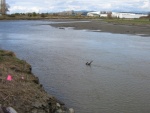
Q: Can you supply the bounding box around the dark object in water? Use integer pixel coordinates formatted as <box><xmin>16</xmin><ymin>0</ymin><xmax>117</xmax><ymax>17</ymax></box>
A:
<box><xmin>86</xmin><ymin>61</ymin><xmax>93</xmax><ymax>66</ymax></box>
<box><xmin>59</xmin><ymin>27</ymin><xmax>65</xmax><ymax>29</ymax></box>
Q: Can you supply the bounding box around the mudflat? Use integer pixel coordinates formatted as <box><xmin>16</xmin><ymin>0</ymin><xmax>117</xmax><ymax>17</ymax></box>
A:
<box><xmin>50</xmin><ymin>19</ymin><xmax>150</xmax><ymax>36</ymax></box>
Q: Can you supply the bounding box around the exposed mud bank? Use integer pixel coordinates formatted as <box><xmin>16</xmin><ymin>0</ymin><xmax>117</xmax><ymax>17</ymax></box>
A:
<box><xmin>0</xmin><ymin>50</ymin><xmax>74</xmax><ymax>113</ymax></box>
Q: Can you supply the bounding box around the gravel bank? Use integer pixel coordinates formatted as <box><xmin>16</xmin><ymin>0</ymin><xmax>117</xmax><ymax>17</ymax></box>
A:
<box><xmin>49</xmin><ymin>19</ymin><xmax>150</xmax><ymax>36</ymax></box>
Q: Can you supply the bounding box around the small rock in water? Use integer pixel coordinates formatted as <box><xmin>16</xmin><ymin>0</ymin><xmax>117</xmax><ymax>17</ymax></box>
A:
<box><xmin>69</xmin><ymin>108</ymin><xmax>74</xmax><ymax>113</ymax></box>
<box><xmin>56</xmin><ymin>103</ymin><xmax>61</xmax><ymax>108</ymax></box>
<box><xmin>59</xmin><ymin>27</ymin><xmax>65</xmax><ymax>29</ymax></box>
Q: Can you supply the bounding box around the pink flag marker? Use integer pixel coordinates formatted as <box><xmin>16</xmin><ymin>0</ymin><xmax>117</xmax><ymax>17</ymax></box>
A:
<box><xmin>7</xmin><ymin>75</ymin><xmax>12</xmax><ymax>81</ymax></box>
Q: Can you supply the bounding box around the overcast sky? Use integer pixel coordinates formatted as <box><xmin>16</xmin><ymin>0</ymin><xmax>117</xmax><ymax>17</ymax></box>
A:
<box><xmin>7</xmin><ymin>0</ymin><xmax>150</xmax><ymax>13</ymax></box>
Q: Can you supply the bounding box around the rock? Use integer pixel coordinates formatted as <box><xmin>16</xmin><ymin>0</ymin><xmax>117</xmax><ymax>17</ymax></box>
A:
<box><xmin>31</xmin><ymin>109</ymin><xmax>38</xmax><ymax>113</ymax></box>
<box><xmin>56</xmin><ymin>103</ymin><xmax>61</xmax><ymax>108</ymax></box>
<box><xmin>56</xmin><ymin>100</ymin><xmax>65</xmax><ymax>106</ymax></box>
<box><xmin>41</xmin><ymin>102</ymin><xmax>47</xmax><ymax>107</ymax></box>
<box><xmin>29</xmin><ymin>67</ymin><xmax>32</xmax><ymax>74</ymax></box>
<box><xmin>39</xmin><ymin>84</ymin><xmax>43</xmax><ymax>87</ymax></box>
<box><xmin>32</xmin><ymin>77</ymin><xmax>39</xmax><ymax>84</ymax></box>
<box><xmin>55</xmin><ymin>109</ymin><xmax>63</xmax><ymax>113</ymax></box>
<box><xmin>6</xmin><ymin>107</ymin><xmax>18</xmax><ymax>113</ymax></box>
<box><xmin>0</xmin><ymin>106</ymin><xmax>17</xmax><ymax>113</ymax></box>
<box><xmin>68</xmin><ymin>108</ymin><xmax>74</xmax><ymax>113</ymax></box>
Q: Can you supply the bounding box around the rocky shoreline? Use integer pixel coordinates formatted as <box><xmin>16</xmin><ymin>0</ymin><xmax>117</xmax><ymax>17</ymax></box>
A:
<box><xmin>0</xmin><ymin>50</ymin><xmax>74</xmax><ymax>113</ymax></box>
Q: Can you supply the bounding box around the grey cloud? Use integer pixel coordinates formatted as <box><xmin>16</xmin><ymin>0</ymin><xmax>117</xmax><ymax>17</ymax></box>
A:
<box><xmin>7</xmin><ymin>0</ymin><xmax>150</xmax><ymax>13</ymax></box>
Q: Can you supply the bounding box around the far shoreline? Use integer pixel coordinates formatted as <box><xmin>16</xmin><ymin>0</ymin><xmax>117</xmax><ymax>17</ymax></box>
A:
<box><xmin>48</xmin><ymin>19</ymin><xmax>150</xmax><ymax>37</ymax></box>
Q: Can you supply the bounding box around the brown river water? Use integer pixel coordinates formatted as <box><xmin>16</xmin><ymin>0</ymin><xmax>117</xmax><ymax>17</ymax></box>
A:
<box><xmin>0</xmin><ymin>20</ymin><xmax>150</xmax><ymax>113</ymax></box>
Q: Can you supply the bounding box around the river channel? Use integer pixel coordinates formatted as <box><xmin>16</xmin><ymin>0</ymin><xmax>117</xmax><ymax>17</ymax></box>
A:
<box><xmin>0</xmin><ymin>20</ymin><xmax>150</xmax><ymax>113</ymax></box>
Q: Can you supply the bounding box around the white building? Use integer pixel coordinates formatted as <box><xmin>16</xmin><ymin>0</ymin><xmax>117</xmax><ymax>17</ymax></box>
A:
<box><xmin>100</xmin><ymin>14</ymin><xmax>107</xmax><ymax>17</ymax></box>
<box><xmin>87</xmin><ymin>11</ymin><xmax>100</xmax><ymax>17</ymax></box>
<box><xmin>87</xmin><ymin>11</ymin><xmax>109</xmax><ymax>17</ymax></box>
<box><xmin>87</xmin><ymin>11</ymin><xmax>148</xmax><ymax>18</ymax></box>
<box><xmin>112</xmin><ymin>12</ymin><xmax>148</xmax><ymax>19</ymax></box>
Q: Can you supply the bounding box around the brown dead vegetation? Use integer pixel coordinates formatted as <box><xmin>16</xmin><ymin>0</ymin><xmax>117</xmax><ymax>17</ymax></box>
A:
<box><xmin>0</xmin><ymin>50</ymin><xmax>67</xmax><ymax>113</ymax></box>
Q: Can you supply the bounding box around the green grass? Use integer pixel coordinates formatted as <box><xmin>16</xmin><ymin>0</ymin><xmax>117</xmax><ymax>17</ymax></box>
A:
<box><xmin>104</xmin><ymin>18</ymin><xmax>150</xmax><ymax>25</ymax></box>
<box><xmin>0</xmin><ymin>50</ymin><xmax>15</xmax><ymax>57</ymax></box>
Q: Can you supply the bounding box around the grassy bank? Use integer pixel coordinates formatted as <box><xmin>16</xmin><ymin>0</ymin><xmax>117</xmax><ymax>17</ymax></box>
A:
<box><xmin>0</xmin><ymin>50</ymin><xmax>68</xmax><ymax>113</ymax></box>
<box><xmin>103</xmin><ymin>18</ymin><xmax>150</xmax><ymax>26</ymax></box>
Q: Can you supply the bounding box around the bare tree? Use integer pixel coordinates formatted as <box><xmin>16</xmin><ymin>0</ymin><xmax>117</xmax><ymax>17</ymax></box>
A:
<box><xmin>1</xmin><ymin>0</ymin><xmax>9</xmax><ymax>15</ymax></box>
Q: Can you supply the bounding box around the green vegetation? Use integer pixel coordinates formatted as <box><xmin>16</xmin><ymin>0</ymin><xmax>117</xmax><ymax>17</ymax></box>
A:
<box><xmin>0</xmin><ymin>50</ymin><xmax>15</xmax><ymax>57</ymax></box>
<box><xmin>0</xmin><ymin>12</ymin><xmax>99</xmax><ymax>20</ymax></box>
<box><xmin>0</xmin><ymin>50</ymin><xmax>14</xmax><ymax>62</ymax></box>
<box><xmin>0</xmin><ymin>50</ymin><xmax>30</xmax><ymax>72</ymax></box>
<box><xmin>103</xmin><ymin>18</ymin><xmax>150</xmax><ymax>26</ymax></box>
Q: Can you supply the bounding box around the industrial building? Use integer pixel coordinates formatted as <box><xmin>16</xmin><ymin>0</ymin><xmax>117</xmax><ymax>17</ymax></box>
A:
<box><xmin>87</xmin><ymin>11</ymin><xmax>148</xmax><ymax>19</ymax></box>
<box><xmin>87</xmin><ymin>11</ymin><xmax>100</xmax><ymax>17</ymax></box>
<box><xmin>111</xmin><ymin>12</ymin><xmax>148</xmax><ymax>19</ymax></box>
<box><xmin>87</xmin><ymin>11</ymin><xmax>108</xmax><ymax>17</ymax></box>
